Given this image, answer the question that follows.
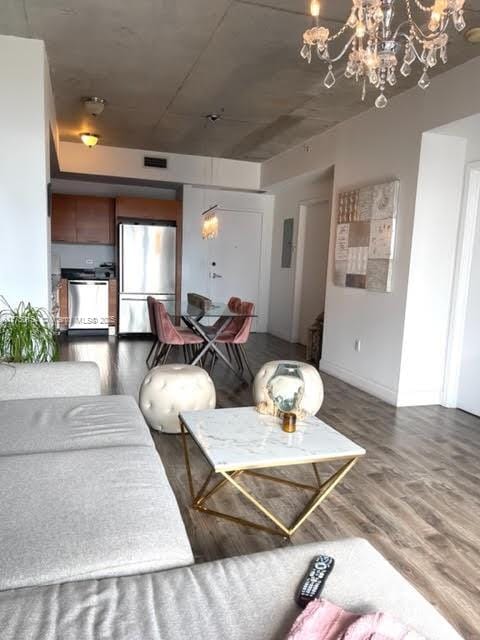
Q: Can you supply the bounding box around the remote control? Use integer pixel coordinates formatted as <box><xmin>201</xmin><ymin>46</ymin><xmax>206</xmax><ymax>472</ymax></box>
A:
<box><xmin>296</xmin><ymin>554</ymin><xmax>335</xmax><ymax>608</ymax></box>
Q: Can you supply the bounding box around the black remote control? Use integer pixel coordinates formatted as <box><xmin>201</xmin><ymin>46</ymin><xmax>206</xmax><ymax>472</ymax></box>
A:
<box><xmin>296</xmin><ymin>554</ymin><xmax>335</xmax><ymax>608</ymax></box>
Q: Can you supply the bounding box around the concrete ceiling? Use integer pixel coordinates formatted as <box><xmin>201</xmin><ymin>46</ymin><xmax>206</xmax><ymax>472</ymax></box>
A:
<box><xmin>2</xmin><ymin>0</ymin><xmax>480</xmax><ymax>161</ymax></box>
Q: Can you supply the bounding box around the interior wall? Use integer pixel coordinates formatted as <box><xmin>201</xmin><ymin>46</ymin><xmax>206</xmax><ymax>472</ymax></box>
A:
<box><xmin>398</xmin><ymin>132</ymin><xmax>467</xmax><ymax>405</ymax></box>
<box><xmin>51</xmin><ymin>178</ymin><xmax>177</xmax><ymax>200</ymax></box>
<box><xmin>182</xmin><ymin>185</ymin><xmax>274</xmax><ymax>332</ymax></box>
<box><xmin>0</xmin><ymin>36</ymin><xmax>50</xmax><ymax>309</ymax></box>
<box><xmin>59</xmin><ymin>142</ymin><xmax>261</xmax><ymax>192</ymax></box>
<box><xmin>262</xmin><ymin>56</ymin><xmax>480</xmax><ymax>405</ymax></box>
<box><xmin>268</xmin><ymin>171</ymin><xmax>333</xmax><ymax>342</ymax></box>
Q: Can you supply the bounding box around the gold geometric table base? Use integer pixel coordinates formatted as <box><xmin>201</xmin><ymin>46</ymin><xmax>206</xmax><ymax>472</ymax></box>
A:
<box><xmin>180</xmin><ymin>420</ymin><xmax>360</xmax><ymax>538</ymax></box>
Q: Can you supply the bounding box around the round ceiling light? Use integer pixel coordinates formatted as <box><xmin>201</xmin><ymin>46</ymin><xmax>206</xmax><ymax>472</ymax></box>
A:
<box><xmin>80</xmin><ymin>132</ymin><xmax>100</xmax><ymax>148</ymax></box>
<box><xmin>82</xmin><ymin>96</ymin><xmax>106</xmax><ymax>117</ymax></box>
<box><xmin>465</xmin><ymin>27</ymin><xmax>480</xmax><ymax>43</ymax></box>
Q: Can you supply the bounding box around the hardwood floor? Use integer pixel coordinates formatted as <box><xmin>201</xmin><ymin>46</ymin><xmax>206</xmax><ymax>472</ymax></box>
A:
<box><xmin>58</xmin><ymin>333</ymin><xmax>480</xmax><ymax>640</ymax></box>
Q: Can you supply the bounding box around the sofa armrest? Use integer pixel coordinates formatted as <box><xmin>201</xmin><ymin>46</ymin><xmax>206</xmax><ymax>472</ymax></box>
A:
<box><xmin>0</xmin><ymin>362</ymin><xmax>101</xmax><ymax>400</ymax></box>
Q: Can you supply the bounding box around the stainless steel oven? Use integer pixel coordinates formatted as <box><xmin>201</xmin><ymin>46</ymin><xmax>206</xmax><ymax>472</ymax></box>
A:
<box><xmin>68</xmin><ymin>280</ymin><xmax>109</xmax><ymax>330</ymax></box>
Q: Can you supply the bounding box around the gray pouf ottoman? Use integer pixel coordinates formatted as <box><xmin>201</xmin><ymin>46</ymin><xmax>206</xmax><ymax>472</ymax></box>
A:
<box><xmin>139</xmin><ymin>364</ymin><xmax>216</xmax><ymax>434</ymax></box>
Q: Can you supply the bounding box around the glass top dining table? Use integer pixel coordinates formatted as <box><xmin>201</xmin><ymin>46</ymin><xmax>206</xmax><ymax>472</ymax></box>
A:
<box><xmin>175</xmin><ymin>302</ymin><xmax>257</xmax><ymax>320</ymax></box>
<box><xmin>169</xmin><ymin>302</ymin><xmax>256</xmax><ymax>382</ymax></box>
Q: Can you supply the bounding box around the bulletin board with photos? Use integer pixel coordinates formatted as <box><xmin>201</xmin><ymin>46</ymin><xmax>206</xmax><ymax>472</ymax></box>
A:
<box><xmin>334</xmin><ymin>180</ymin><xmax>399</xmax><ymax>292</ymax></box>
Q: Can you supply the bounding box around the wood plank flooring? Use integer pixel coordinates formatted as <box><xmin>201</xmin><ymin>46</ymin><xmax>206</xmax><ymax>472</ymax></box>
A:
<box><xmin>58</xmin><ymin>333</ymin><xmax>480</xmax><ymax>640</ymax></box>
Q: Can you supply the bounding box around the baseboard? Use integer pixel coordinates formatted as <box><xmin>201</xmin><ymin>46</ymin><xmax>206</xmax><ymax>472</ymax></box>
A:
<box><xmin>319</xmin><ymin>359</ymin><xmax>398</xmax><ymax>405</ymax></box>
<box><xmin>395</xmin><ymin>389</ymin><xmax>443</xmax><ymax>407</ymax></box>
<box><xmin>267</xmin><ymin>328</ymin><xmax>295</xmax><ymax>343</ymax></box>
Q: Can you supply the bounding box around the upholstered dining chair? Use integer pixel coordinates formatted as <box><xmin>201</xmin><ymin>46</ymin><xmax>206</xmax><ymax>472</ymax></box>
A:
<box><xmin>206</xmin><ymin>296</ymin><xmax>241</xmax><ymax>336</ymax></box>
<box><xmin>153</xmin><ymin>301</ymin><xmax>203</xmax><ymax>366</ymax></box>
<box><xmin>212</xmin><ymin>301</ymin><xmax>255</xmax><ymax>379</ymax></box>
<box><xmin>146</xmin><ymin>296</ymin><xmax>161</xmax><ymax>369</ymax></box>
<box><xmin>187</xmin><ymin>292</ymin><xmax>212</xmax><ymax>311</ymax></box>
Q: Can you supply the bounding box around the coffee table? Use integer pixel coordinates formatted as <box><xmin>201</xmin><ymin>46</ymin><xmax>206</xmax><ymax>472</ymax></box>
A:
<box><xmin>179</xmin><ymin>407</ymin><xmax>366</xmax><ymax>538</ymax></box>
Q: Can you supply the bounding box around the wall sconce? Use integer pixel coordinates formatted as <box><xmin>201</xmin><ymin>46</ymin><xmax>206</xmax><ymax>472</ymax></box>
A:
<box><xmin>201</xmin><ymin>204</ymin><xmax>219</xmax><ymax>240</ymax></box>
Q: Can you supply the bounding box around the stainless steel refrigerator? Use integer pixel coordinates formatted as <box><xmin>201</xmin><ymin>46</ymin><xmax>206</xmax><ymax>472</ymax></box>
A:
<box><xmin>118</xmin><ymin>222</ymin><xmax>176</xmax><ymax>334</ymax></box>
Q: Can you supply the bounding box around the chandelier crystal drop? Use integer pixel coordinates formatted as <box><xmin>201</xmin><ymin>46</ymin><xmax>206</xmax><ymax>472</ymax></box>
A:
<box><xmin>300</xmin><ymin>0</ymin><xmax>466</xmax><ymax>108</ymax></box>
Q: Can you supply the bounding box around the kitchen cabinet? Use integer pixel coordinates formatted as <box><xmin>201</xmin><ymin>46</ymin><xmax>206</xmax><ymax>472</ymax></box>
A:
<box><xmin>51</xmin><ymin>195</ymin><xmax>77</xmax><ymax>243</ymax></box>
<box><xmin>75</xmin><ymin>197</ymin><xmax>115</xmax><ymax>244</ymax></box>
<box><xmin>115</xmin><ymin>197</ymin><xmax>181</xmax><ymax>222</ymax></box>
<box><xmin>108</xmin><ymin>278</ymin><xmax>117</xmax><ymax>327</ymax></box>
<box><xmin>51</xmin><ymin>195</ymin><xmax>115</xmax><ymax>245</ymax></box>
<box><xmin>57</xmin><ymin>278</ymin><xmax>69</xmax><ymax>330</ymax></box>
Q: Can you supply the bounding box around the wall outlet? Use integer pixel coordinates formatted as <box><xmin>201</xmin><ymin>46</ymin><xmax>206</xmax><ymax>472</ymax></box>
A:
<box><xmin>354</xmin><ymin>339</ymin><xmax>361</xmax><ymax>352</ymax></box>
<box><xmin>85</xmin><ymin>258</ymin><xmax>94</xmax><ymax>266</ymax></box>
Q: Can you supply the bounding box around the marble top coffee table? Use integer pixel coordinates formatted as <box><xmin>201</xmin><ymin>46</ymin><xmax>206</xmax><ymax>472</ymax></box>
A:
<box><xmin>179</xmin><ymin>407</ymin><xmax>365</xmax><ymax>538</ymax></box>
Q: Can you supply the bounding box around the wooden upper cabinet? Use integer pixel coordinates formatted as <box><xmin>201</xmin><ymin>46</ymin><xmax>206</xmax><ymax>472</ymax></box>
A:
<box><xmin>115</xmin><ymin>197</ymin><xmax>181</xmax><ymax>222</ymax></box>
<box><xmin>51</xmin><ymin>194</ymin><xmax>115</xmax><ymax>245</ymax></box>
<box><xmin>51</xmin><ymin>194</ymin><xmax>77</xmax><ymax>243</ymax></box>
<box><xmin>75</xmin><ymin>196</ymin><xmax>115</xmax><ymax>245</ymax></box>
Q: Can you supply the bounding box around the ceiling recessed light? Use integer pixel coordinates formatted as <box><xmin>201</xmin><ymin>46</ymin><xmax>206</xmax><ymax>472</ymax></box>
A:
<box><xmin>80</xmin><ymin>132</ymin><xmax>100</xmax><ymax>148</ymax></box>
<box><xmin>465</xmin><ymin>27</ymin><xmax>480</xmax><ymax>43</ymax></box>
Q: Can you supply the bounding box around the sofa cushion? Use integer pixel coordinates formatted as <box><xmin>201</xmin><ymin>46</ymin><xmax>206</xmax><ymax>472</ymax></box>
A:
<box><xmin>0</xmin><ymin>538</ymin><xmax>463</xmax><ymax>640</ymax></box>
<box><xmin>0</xmin><ymin>395</ymin><xmax>153</xmax><ymax>455</ymax></box>
<box><xmin>0</xmin><ymin>362</ymin><xmax>101</xmax><ymax>401</ymax></box>
<box><xmin>0</xmin><ymin>444</ymin><xmax>193</xmax><ymax>590</ymax></box>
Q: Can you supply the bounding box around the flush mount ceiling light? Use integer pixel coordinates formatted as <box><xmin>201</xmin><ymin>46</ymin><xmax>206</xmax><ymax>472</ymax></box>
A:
<box><xmin>300</xmin><ymin>0</ymin><xmax>467</xmax><ymax>109</ymax></box>
<box><xmin>465</xmin><ymin>26</ymin><xmax>480</xmax><ymax>43</ymax></box>
<box><xmin>82</xmin><ymin>96</ymin><xmax>107</xmax><ymax>117</ymax></box>
<box><xmin>80</xmin><ymin>132</ymin><xmax>100</xmax><ymax>148</ymax></box>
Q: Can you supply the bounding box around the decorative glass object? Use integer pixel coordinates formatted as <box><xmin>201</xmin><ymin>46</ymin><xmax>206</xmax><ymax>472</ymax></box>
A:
<box><xmin>265</xmin><ymin>363</ymin><xmax>306</xmax><ymax>420</ymax></box>
<box><xmin>299</xmin><ymin>0</ymin><xmax>467</xmax><ymax>109</ymax></box>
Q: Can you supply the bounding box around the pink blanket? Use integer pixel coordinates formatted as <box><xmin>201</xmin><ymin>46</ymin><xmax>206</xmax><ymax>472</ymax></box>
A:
<box><xmin>287</xmin><ymin>599</ymin><xmax>425</xmax><ymax>640</ymax></box>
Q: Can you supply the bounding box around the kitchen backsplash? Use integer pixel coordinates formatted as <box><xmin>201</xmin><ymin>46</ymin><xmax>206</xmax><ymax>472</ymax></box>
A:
<box><xmin>52</xmin><ymin>243</ymin><xmax>115</xmax><ymax>271</ymax></box>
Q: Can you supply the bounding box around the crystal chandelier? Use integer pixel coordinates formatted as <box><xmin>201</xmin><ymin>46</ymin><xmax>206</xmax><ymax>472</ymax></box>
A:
<box><xmin>300</xmin><ymin>0</ymin><xmax>466</xmax><ymax>108</ymax></box>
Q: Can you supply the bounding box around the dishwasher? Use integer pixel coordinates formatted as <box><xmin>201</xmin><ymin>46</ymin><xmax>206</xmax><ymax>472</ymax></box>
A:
<box><xmin>68</xmin><ymin>280</ymin><xmax>109</xmax><ymax>331</ymax></box>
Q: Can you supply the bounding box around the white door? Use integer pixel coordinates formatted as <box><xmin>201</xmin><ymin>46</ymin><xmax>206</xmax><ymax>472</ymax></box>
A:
<box><xmin>207</xmin><ymin>210</ymin><xmax>262</xmax><ymax>331</ymax></box>
<box><xmin>457</xmin><ymin>208</ymin><xmax>480</xmax><ymax>416</ymax></box>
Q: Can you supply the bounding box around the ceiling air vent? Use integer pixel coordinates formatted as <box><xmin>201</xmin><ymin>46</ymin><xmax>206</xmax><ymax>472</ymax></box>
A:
<box><xmin>144</xmin><ymin>156</ymin><xmax>168</xmax><ymax>169</ymax></box>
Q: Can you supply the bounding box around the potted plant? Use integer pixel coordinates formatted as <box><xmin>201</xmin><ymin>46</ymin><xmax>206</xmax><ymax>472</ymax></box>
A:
<box><xmin>0</xmin><ymin>298</ymin><xmax>57</xmax><ymax>363</ymax></box>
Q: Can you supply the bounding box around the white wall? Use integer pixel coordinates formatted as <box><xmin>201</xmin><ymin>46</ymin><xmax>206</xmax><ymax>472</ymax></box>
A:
<box><xmin>397</xmin><ymin>133</ymin><xmax>467</xmax><ymax>406</ymax></box>
<box><xmin>268</xmin><ymin>171</ymin><xmax>333</xmax><ymax>341</ymax></box>
<box><xmin>59</xmin><ymin>142</ymin><xmax>261</xmax><ymax>192</ymax></box>
<box><xmin>0</xmin><ymin>36</ymin><xmax>51</xmax><ymax>309</ymax></box>
<box><xmin>262</xmin><ymin>56</ymin><xmax>480</xmax><ymax>405</ymax></box>
<box><xmin>51</xmin><ymin>178</ymin><xmax>177</xmax><ymax>200</ymax></box>
<box><xmin>182</xmin><ymin>185</ymin><xmax>274</xmax><ymax>332</ymax></box>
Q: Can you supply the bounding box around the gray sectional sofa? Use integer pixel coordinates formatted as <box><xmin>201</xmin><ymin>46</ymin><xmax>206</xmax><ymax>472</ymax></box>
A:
<box><xmin>0</xmin><ymin>362</ymin><xmax>464</xmax><ymax>639</ymax></box>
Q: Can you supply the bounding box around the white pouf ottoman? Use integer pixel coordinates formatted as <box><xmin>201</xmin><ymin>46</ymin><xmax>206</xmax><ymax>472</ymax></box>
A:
<box><xmin>253</xmin><ymin>360</ymin><xmax>324</xmax><ymax>418</ymax></box>
<box><xmin>139</xmin><ymin>364</ymin><xmax>216</xmax><ymax>434</ymax></box>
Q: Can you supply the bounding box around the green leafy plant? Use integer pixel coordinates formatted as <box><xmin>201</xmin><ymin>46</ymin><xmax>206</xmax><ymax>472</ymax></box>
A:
<box><xmin>0</xmin><ymin>298</ymin><xmax>57</xmax><ymax>363</ymax></box>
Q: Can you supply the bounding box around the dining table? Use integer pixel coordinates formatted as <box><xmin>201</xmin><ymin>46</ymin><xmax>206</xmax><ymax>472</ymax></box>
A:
<box><xmin>171</xmin><ymin>302</ymin><xmax>257</xmax><ymax>382</ymax></box>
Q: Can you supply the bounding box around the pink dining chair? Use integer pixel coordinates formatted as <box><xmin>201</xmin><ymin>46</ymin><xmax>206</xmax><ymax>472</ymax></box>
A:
<box><xmin>153</xmin><ymin>301</ymin><xmax>203</xmax><ymax>366</ymax></box>
<box><xmin>213</xmin><ymin>301</ymin><xmax>255</xmax><ymax>379</ymax></box>
<box><xmin>207</xmin><ymin>296</ymin><xmax>241</xmax><ymax>336</ymax></box>
<box><xmin>146</xmin><ymin>296</ymin><xmax>161</xmax><ymax>369</ymax></box>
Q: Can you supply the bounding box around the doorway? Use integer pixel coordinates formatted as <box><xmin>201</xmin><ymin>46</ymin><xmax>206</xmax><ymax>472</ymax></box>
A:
<box><xmin>457</xmin><ymin>186</ymin><xmax>480</xmax><ymax>416</ymax></box>
<box><xmin>444</xmin><ymin>161</ymin><xmax>480</xmax><ymax>417</ymax></box>
<box><xmin>291</xmin><ymin>199</ymin><xmax>331</xmax><ymax>349</ymax></box>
